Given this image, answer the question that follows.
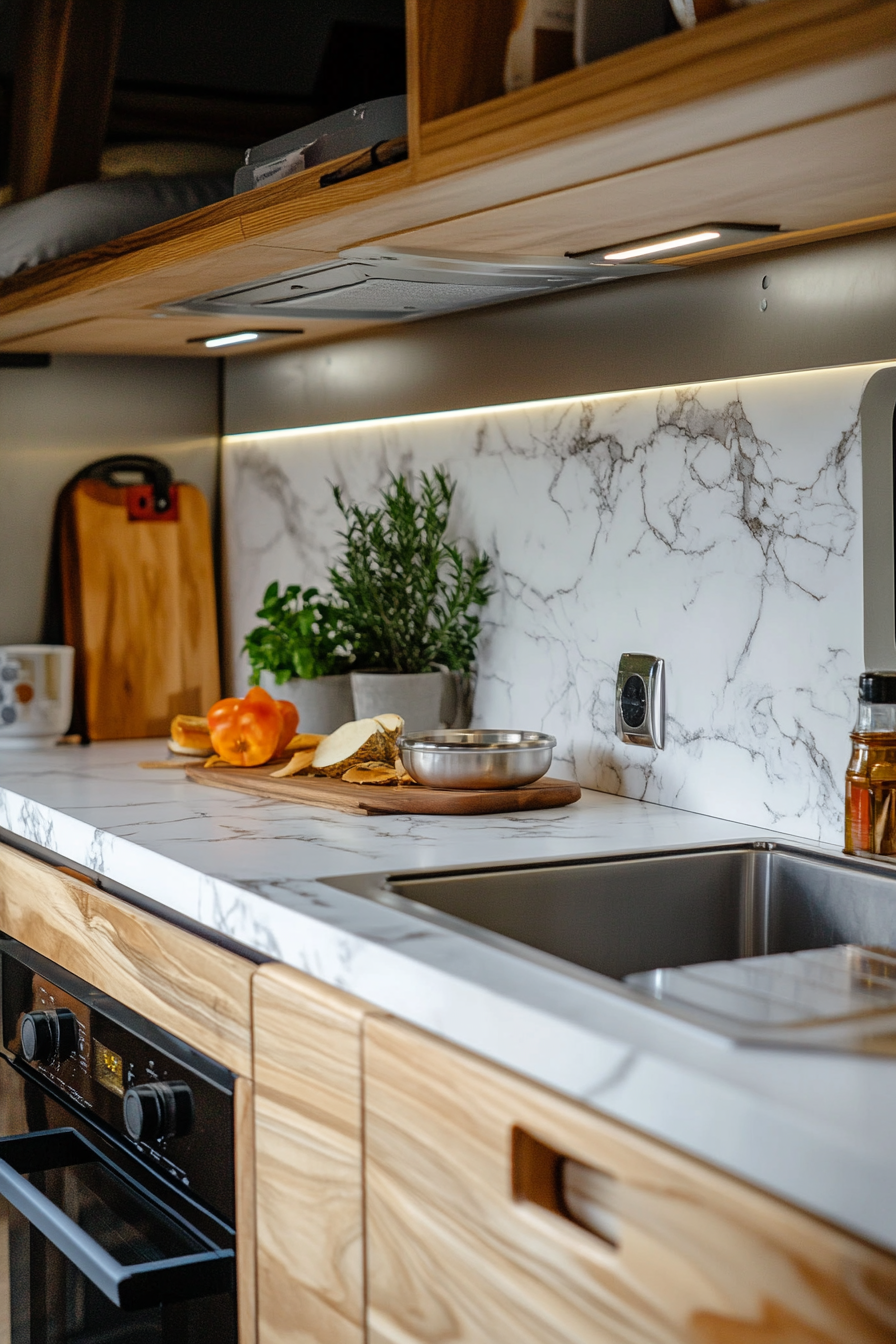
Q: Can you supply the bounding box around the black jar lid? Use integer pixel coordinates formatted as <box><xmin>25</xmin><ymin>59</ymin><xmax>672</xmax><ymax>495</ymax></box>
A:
<box><xmin>859</xmin><ymin>672</ymin><xmax>896</xmax><ymax>703</ymax></box>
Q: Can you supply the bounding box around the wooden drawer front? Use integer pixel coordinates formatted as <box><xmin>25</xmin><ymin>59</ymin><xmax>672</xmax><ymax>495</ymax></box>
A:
<box><xmin>253</xmin><ymin>963</ymin><xmax>375</xmax><ymax>1344</ymax></box>
<box><xmin>364</xmin><ymin>1018</ymin><xmax>896</xmax><ymax>1344</ymax></box>
<box><xmin>0</xmin><ymin>841</ymin><xmax>253</xmax><ymax>1075</ymax></box>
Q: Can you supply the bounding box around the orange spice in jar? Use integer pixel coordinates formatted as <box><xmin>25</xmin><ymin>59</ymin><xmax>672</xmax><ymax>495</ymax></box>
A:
<box><xmin>845</xmin><ymin>672</ymin><xmax>896</xmax><ymax>856</ymax></box>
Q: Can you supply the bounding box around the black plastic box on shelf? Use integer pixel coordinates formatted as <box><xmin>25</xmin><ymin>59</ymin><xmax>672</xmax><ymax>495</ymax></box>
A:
<box><xmin>234</xmin><ymin>94</ymin><xmax>407</xmax><ymax>193</ymax></box>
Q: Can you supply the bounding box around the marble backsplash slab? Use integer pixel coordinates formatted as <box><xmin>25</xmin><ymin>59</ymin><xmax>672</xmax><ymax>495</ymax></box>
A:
<box><xmin>223</xmin><ymin>362</ymin><xmax>891</xmax><ymax>843</ymax></box>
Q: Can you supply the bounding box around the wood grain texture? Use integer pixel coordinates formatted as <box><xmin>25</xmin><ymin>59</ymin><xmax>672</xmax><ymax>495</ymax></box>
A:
<box><xmin>0</xmin><ymin>842</ymin><xmax>253</xmax><ymax>1076</ymax></box>
<box><xmin>364</xmin><ymin>1017</ymin><xmax>896</xmax><ymax>1344</ymax></box>
<box><xmin>10</xmin><ymin>0</ymin><xmax>124</xmax><ymax>200</ymax></box>
<box><xmin>256</xmin><ymin>35</ymin><xmax>896</xmax><ymax>262</ymax></box>
<box><xmin>186</xmin><ymin>763</ymin><xmax>581</xmax><ymax>816</ymax></box>
<box><xmin>404</xmin><ymin>0</ymin><xmax>422</xmax><ymax>161</ymax></box>
<box><xmin>61</xmin><ymin>478</ymin><xmax>220</xmax><ymax>739</ymax></box>
<box><xmin>0</xmin><ymin>155</ymin><xmax>410</xmax><ymax>321</ymax></box>
<box><xmin>253</xmin><ymin>963</ymin><xmax>379</xmax><ymax>1344</ymax></box>
<box><xmin>662</xmin><ymin>208</ymin><xmax>896</xmax><ymax>266</ymax></box>
<box><xmin>417</xmin><ymin>0</ymin><xmax>896</xmax><ymax>172</ymax></box>
<box><xmin>0</xmin><ymin>314</ymin><xmax>382</xmax><ymax>357</ymax></box>
<box><xmin>414</xmin><ymin>0</ymin><xmax>518</xmax><ymax>123</ymax></box>
<box><xmin>382</xmin><ymin>97</ymin><xmax>896</xmax><ymax>258</ymax></box>
<box><xmin>235</xmin><ymin>1075</ymin><xmax>258</xmax><ymax>1344</ymax></box>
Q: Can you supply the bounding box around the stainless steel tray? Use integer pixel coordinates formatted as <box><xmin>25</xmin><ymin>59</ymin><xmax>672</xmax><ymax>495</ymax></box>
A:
<box><xmin>627</xmin><ymin>944</ymin><xmax>896</xmax><ymax>1049</ymax></box>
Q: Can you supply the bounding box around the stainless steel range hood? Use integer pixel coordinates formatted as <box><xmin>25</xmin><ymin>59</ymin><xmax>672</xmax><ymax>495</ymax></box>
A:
<box><xmin>162</xmin><ymin>247</ymin><xmax>667</xmax><ymax>324</ymax></box>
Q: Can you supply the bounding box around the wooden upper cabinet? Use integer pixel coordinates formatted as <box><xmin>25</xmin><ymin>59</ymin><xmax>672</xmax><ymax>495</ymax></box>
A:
<box><xmin>364</xmin><ymin>1016</ymin><xmax>896</xmax><ymax>1344</ymax></box>
<box><xmin>0</xmin><ymin>0</ymin><xmax>895</xmax><ymax>356</ymax></box>
<box><xmin>411</xmin><ymin>0</ymin><xmax>896</xmax><ymax>169</ymax></box>
<box><xmin>408</xmin><ymin>0</ymin><xmax>519</xmax><ymax>129</ymax></box>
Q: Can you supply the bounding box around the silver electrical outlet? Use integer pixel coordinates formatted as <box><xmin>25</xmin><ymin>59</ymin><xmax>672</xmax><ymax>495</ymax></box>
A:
<box><xmin>615</xmin><ymin>654</ymin><xmax>665</xmax><ymax>749</ymax></box>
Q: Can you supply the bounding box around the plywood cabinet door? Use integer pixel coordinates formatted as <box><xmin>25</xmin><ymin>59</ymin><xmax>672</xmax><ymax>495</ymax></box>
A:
<box><xmin>364</xmin><ymin>1016</ymin><xmax>896</xmax><ymax>1344</ymax></box>
<box><xmin>252</xmin><ymin>962</ymin><xmax>377</xmax><ymax>1344</ymax></box>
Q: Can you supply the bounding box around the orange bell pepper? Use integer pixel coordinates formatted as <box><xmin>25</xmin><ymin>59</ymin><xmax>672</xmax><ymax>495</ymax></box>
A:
<box><xmin>273</xmin><ymin>698</ymin><xmax>299</xmax><ymax>756</ymax></box>
<box><xmin>207</xmin><ymin>686</ymin><xmax>286</xmax><ymax>767</ymax></box>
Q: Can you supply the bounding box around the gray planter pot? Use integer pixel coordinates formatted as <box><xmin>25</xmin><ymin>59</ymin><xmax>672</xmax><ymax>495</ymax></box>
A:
<box><xmin>351</xmin><ymin>671</ymin><xmax>444</xmax><ymax>733</ymax></box>
<box><xmin>260</xmin><ymin>671</ymin><xmax>355</xmax><ymax>736</ymax></box>
<box><xmin>350</xmin><ymin>669</ymin><xmax>475</xmax><ymax>732</ymax></box>
<box><xmin>437</xmin><ymin>667</ymin><xmax>476</xmax><ymax>730</ymax></box>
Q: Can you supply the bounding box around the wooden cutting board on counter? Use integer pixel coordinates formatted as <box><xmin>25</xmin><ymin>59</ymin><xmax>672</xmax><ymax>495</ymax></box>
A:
<box><xmin>48</xmin><ymin>455</ymin><xmax>220</xmax><ymax>741</ymax></box>
<box><xmin>185</xmin><ymin>761</ymin><xmax>581</xmax><ymax>816</ymax></box>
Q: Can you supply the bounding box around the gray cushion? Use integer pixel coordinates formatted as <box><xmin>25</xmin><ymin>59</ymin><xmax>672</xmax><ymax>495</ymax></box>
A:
<box><xmin>0</xmin><ymin>174</ymin><xmax>233</xmax><ymax>279</ymax></box>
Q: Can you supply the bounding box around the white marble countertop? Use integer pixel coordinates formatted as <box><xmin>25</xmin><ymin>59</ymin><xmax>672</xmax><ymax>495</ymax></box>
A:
<box><xmin>1</xmin><ymin>740</ymin><xmax>894</xmax><ymax>1255</ymax></box>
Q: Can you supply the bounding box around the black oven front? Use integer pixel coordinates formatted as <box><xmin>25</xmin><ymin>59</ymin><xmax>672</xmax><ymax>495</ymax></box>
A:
<box><xmin>0</xmin><ymin>935</ymin><xmax>238</xmax><ymax>1343</ymax></box>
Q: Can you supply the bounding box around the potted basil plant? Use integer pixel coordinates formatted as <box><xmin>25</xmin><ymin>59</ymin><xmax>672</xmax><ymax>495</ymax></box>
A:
<box><xmin>329</xmin><ymin>468</ymin><xmax>493</xmax><ymax>732</ymax></box>
<box><xmin>243</xmin><ymin>583</ymin><xmax>354</xmax><ymax>734</ymax></box>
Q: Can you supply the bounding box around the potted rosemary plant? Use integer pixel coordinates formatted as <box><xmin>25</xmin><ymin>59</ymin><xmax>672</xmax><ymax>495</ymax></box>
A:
<box><xmin>243</xmin><ymin>583</ymin><xmax>354</xmax><ymax>734</ymax></box>
<box><xmin>329</xmin><ymin>468</ymin><xmax>493</xmax><ymax>732</ymax></box>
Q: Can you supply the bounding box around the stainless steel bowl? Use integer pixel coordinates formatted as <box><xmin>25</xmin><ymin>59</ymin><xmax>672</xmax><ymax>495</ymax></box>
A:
<box><xmin>398</xmin><ymin>730</ymin><xmax>556</xmax><ymax>790</ymax></box>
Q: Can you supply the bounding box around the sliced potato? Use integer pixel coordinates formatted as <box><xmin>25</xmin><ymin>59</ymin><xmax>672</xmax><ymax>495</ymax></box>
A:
<box><xmin>285</xmin><ymin>733</ymin><xmax>326</xmax><ymax>752</ymax></box>
<box><xmin>373</xmin><ymin>714</ymin><xmax>404</xmax><ymax>761</ymax></box>
<box><xmin>312</xmin><ymin>717</ymin><xmax>392</xmax><ymax>777</ymax></box>
<box><xmin>270</xmin><ymin>749</ymin><xmax>317</xmax><ymax>779</ymax></box>
<box><xmin>342</xmin><ymin>762</ymin><xmax>400</xmax><ymax>786</ymax></box>
<box><xmin>167</xmin><ymin>737</ymin><xmax>213</xmax><ymax>757</ymax></box>
<box><xmin>374</xmin><ymin>712</ymin><xmax>404</xmax><ymax>734</ymax></box>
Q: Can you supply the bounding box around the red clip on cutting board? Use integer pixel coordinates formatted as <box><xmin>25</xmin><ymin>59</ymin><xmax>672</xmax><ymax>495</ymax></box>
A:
<box><xmin>126</xmin><ymin>483</ymin><xmax>180</xmax><ymax>522</ymax></box>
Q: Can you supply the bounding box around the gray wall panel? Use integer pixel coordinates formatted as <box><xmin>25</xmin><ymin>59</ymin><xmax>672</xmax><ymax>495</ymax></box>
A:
<box><xmin>0</xmin><ymin>356</ymin><xmax>219</xmax><ymax>644</ymax></box>
<box><xmin>224</xmin><ymin>229</ymin><xmax>896</xmax><ymax>434</ymax></box>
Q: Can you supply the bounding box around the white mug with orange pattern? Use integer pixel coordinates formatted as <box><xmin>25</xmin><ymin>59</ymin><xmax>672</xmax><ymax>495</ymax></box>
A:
<box><xmin>0</xmin><ymin>645</ymin><xmax>75</xmax><ymax>748</ymax></box>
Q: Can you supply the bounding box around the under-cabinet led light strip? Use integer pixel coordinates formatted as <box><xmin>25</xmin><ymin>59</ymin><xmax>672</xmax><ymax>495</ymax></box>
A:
<box><xmin>205</xmin><ymin>331</ymin><xmax>260</xmax><ymax>348</ymax></box>
<box><xmin>223</xmin><ymin>362</ymin><xmax>893</xmax><ymax>445</ymax></box>
<box><xmin>603</xmin><ymin>230</ymin><xmax>721</xmax><ymax>260</ymax></box>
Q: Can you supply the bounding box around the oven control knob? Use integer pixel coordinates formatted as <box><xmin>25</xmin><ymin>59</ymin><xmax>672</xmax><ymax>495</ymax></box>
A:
<box><xmin>123</xmin><ymin>1081</ymin><xmax>194</xmax><ymax>1143</ymax></box>
<box><xmin>20</xmin><ymin>1008</ymin><xmax>78</xmax><ymax>1063</ymax></box>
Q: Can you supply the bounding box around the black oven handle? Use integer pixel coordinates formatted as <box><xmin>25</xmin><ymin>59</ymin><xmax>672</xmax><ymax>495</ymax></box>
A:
<box><xmin>0</xmin><ymin>1128</ymin><xmax>234</xmax><ymax>1310</ymax></box>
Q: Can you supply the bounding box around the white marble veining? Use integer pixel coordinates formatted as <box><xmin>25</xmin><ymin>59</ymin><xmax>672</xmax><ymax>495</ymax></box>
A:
<box><xmin>0</xmin><ymin>741</ymin><xmax>773</xmax><ymax>887</ymax></box>
<box><xmin>3</xmin><ymin>742</ymin><xmax>896</xmax><ymax>1253</ymax></box>
<box><xmin>225</xmin><ymin>363</ymin><xmax>892</xmax><ymax>844</ymax></box>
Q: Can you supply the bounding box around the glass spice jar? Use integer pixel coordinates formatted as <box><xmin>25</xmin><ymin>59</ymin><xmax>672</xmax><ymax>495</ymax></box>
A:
<box><xmin>845</xmin><ymin>672</ymin><xmax>896</xmax><ymax>856</ymax></box>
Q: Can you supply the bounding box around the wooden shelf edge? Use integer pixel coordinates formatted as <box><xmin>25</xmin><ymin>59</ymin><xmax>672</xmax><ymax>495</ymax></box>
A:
<box><xmin>416</xmin><ymin>0</ymin><xmax>896</xmax><ymax>177</ymax></box>
<box><xmin>662</xmin><ymin>209</ymin><xmax>896</xmax><ymax>264</ymax></box>
<box><xmin>0</xmin><ymin>153</ymin><xmax>414</xmax><ymax>320</ymax></box>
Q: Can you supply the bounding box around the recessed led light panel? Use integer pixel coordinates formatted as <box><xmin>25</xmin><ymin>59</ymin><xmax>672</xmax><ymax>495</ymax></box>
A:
<box><xmin>205</xmin><ymin>331</ymin><xmax>259</xmax><ymax>348</ymax></box>
<box><xmin>186</xmin><ymin>330</ymin><xmax>303</xmax><ymax>350</ymax></box>
<box><xmin>573</xmin><ymin>223</ymin><xmax>781</xmax><ymax>264</ymax></box>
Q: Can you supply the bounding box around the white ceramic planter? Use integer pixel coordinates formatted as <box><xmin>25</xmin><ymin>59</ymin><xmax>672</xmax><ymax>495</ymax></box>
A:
<box><xmin>260</xmin><ymin>671</ymin><xmax>354</xmax><ymax>736</ymax></box>
<box><xmin>350</xmin><ymin>670</ymin><xmax>448</xmax><ymax>733</ymax></box>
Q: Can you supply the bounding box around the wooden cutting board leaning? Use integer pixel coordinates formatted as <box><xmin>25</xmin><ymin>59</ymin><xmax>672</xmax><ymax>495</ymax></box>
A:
<box><xmin>45</xmin><ymin>455</ymin><xmax>220</xmax><ymax>741</ymax></box>
<box><xmin>184</xmin><ymin>761</ymin><xmax>581</xmax><ymax>816</ymax></box>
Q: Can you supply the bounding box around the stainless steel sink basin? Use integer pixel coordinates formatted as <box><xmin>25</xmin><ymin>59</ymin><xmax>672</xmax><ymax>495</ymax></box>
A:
<box><xmin>325</xmin><ymin>842</ymin><xmax>896</xmax><ymax>1051</ymax></box>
